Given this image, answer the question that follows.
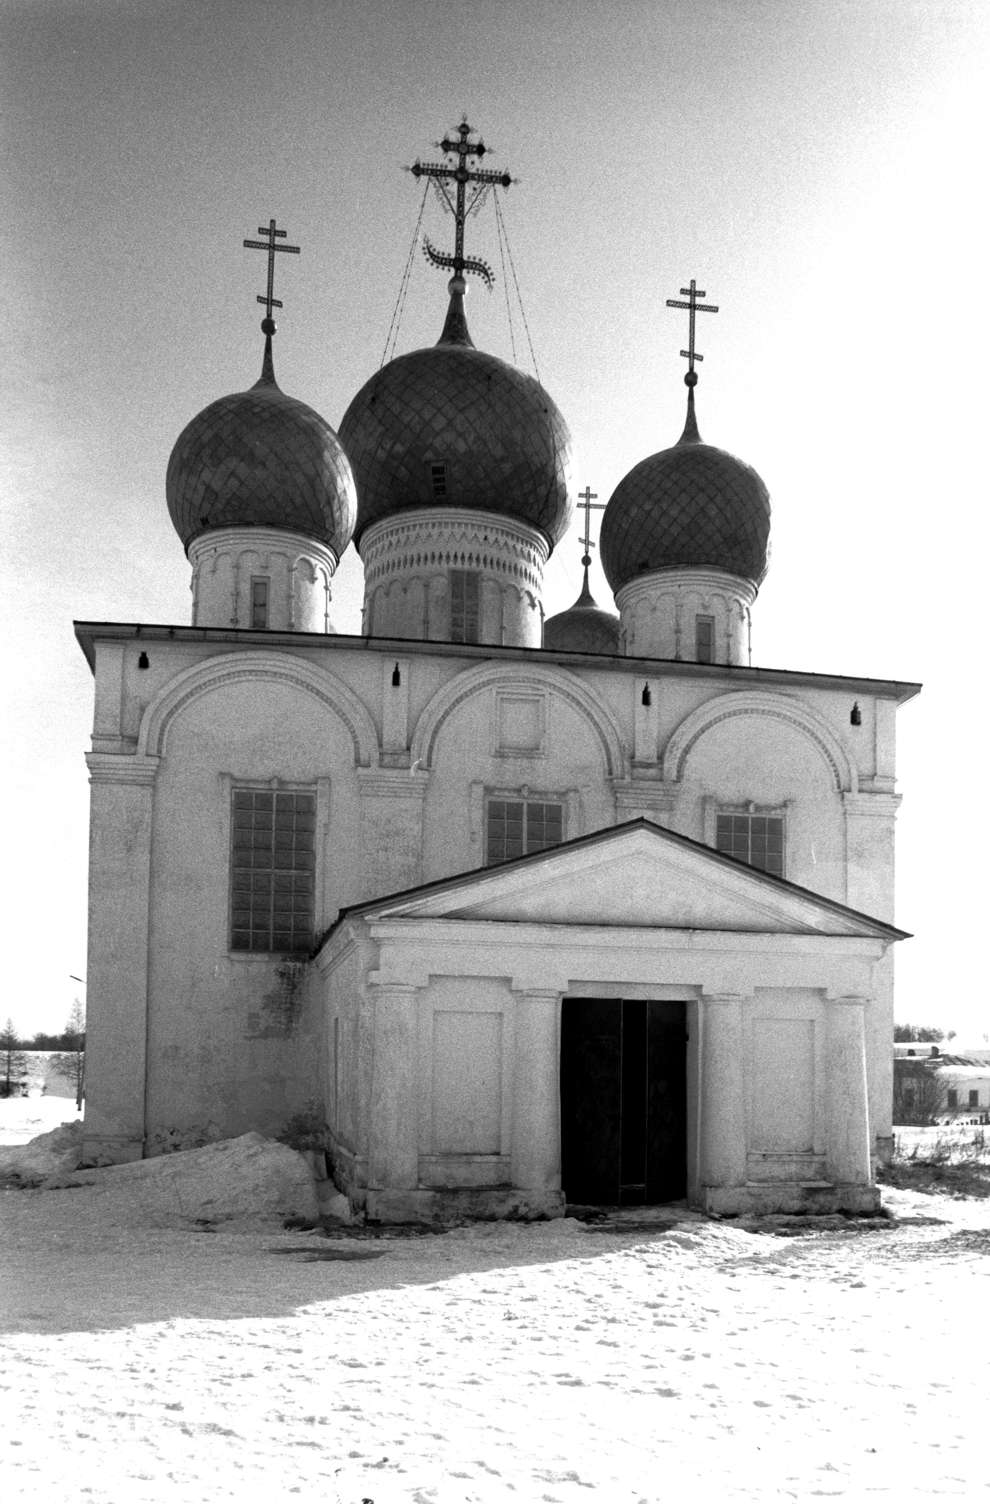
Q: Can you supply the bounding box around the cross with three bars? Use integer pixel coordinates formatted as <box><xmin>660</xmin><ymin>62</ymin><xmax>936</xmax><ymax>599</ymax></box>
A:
<box><xmin>243</xmin><ymin>218</ymin><xmax>300</xmax><ymax>332</ymax></box>
<box><xmin>665</xmin><ymin>278</ymin><xmax>719</xmax><ymax>382</ymax></box>
<box><xmin>576</xmin><ymin>485</ymin><xmax>604</xmax><ymax>566</ymax></box>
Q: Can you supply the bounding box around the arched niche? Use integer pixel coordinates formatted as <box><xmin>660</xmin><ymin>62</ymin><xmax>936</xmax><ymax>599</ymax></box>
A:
<box><xmin>137</xmin><ymin>651</ymin><xmax>380</xmax><ymax>768</ymax></box>
<box><xmin>662</xmin><ymin>691</ymin><xmax>857</xmax><ymax>794</ymax></box>
<box><xmin>410</xmin><ymin>662</ymin><xmax>626</xmax><ymax>778</ymax></box>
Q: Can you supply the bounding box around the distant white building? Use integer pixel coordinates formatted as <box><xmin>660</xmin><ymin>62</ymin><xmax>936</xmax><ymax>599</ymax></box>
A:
<box><xmin>76</xmin><ymin>125</ymin><xmax>919</xmax><ymax>1218</ymax></box>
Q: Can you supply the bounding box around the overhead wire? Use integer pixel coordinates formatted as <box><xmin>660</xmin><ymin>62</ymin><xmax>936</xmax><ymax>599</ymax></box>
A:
<box><xmin>493</xmin><ymin>190</ymin><xmax>541</xmax><ymax>384</ymax></box>
<box><xmin>380</xmin><ymin>181</ymin><xmax>429</xmax><ymax>368</ymax></box>
<box><xmin>493</xmin><ymin>192</ymin><xmax>518</xmax><ymax>365</ymax></box>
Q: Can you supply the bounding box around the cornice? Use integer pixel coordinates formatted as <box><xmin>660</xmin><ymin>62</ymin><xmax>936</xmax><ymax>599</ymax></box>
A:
<box><xmin>842</xmin><ymin>791</ymin><xmax>903</xmax><ymax>817</ymax></box>
<box><xmin>357</xmin><ymin>768</ymin><xmax>430</xmax><ymax>801</ymax></box>
<box><xmin>72</xmin><ymin>622</ymin><xmax>922</xmax><ymax>705</ymax></box>
<box><xmin>86</xmin><ymin>753</ymin><xmax>160</xmax><ymax>786</ymax></box>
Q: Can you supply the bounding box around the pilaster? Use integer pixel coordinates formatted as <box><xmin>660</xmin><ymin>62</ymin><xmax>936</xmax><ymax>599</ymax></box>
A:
<box><xmin>357</xmin><ymin>768</ymin><xmax>429</xmax><ymax>897</ymax></box>
<box><xmin>824</xmin><ymin>994</ymin><xmax>872</xmax><ymax>1185</ymax></box>
<box><xmin>81</xmin><ymin>753</ymin><xmax>159</xmax><ymax>1163</ymax></box>
<box><xmin>842</xmin><ymin>790</ymin><xmax>901</xmax><ymax>920</ymax></box>
<box><xmin>367</xmin><ymin>983</ymin><xmax>420</xmax><ymax>1192</ymax></box>
<box><xmin>381</xmin><ymin>656</ymin><xmax>411</xmax><ymax>757</ymax></box>
<box><xmin>510</xmin><ymin>988</ymin><xmax>562</xmax><ymax>1198</ymax></box>
<box><xmin>698</xmin><ymin>991</ymin><xmax>748</xmax><ymax>1191</ymax></box>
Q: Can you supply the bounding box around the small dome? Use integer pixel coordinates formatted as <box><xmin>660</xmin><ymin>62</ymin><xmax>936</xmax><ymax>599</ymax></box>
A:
<box><xmin>339</xmin><ymin>286</ymin><xmax>573</xmax><ymax>551</ymax></box>
<box><xmin>600</xmin><ymin>391</ymin><xmax>770</xmax><ymax>593</ymax></box>
<box><xmin>166</xmin><ymin>342</ymin><xmax>357</xmax><ymax>557</ymax></box>
<box><xmin>543</xmin><ymin>567</ymin><xmax>620</xmax><ymax>654</ymax></box>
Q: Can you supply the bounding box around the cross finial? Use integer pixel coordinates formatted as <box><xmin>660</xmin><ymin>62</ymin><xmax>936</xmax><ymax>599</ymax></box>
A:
<box><xmin>243</xmin><ymin>218</ymin><xmax>300</xmax><ymax>334</ymax></box>
<box><xmin>408</xmin><ymin>117</ymin><xmax>513</xmax><ymax>289</ymax></box>
<box><xmin>665</xmin><ymin>278</ymin><xmax>719</xmax><ymax>386</ymax></box>
<box><xmin>576</xmin><ymin>485</ymin><xmax>604</xmax><ymax>566</ymax></box>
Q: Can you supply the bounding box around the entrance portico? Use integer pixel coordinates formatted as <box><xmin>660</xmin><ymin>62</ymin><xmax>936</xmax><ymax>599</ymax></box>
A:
<box><xmin>315</xmin><ymin>820</ymin><xmax>906</xmax><ymax>1222</ymax></box>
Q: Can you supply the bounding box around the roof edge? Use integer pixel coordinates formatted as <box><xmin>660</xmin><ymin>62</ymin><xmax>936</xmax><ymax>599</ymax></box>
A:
<box><xmin>316</xmin><ymin>816</ymin><xmax>911</xmax><ymax>950</ymax></box>
<box><xmin>71</xmin><ymin>622</ymin><xmax>923</xmax><ymax>703</ymax></box>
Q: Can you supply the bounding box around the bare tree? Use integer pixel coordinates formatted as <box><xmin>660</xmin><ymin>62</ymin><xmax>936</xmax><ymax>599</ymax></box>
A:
<box><xmin>51</xmin><ymin>999</ymin><xmax>85</xmax><ymax>1111</ymax></box>
<box><xmin>0</xmin><ymin>1017</ymin><xmax>28</xmax><ymax>1097</ymax></box>
<box><xmin>893</xmin><ymin>1060</ymin><xmax>949</xmax><ymax>1125</ymax></box>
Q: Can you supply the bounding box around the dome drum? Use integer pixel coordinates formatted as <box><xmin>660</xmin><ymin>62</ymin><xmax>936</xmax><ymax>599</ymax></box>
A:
<box><xmin>360</xmin><ymin>508</ymin><xmax>548</xmax><ymax>647</ymax></box>
<box><xmin>189</xmin><ymin>527</ymin><xmax>338</xmax><ymax>633</ymax></box>
<box><xmin>616</xmin><ymin>568</ymin><xmax>755</xmax><ymax>664</ymax></box>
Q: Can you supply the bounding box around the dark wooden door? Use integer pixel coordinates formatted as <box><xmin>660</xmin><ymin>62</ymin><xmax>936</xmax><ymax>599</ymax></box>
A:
<box><xmin>560</xmin><ymin>998</ymin><xmax>686</xmax><ymax>1205</ymax></box>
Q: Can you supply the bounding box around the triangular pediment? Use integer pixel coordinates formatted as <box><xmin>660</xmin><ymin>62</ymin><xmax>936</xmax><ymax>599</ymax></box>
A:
<box><xmin>348</xmin><ymin>820</ymin><xmax>905</xmax><ymax>940</ymax></box>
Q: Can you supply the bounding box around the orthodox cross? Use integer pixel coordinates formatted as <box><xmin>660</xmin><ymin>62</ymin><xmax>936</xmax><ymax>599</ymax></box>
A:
<box><xmin>243</xmin><ymin>218</ymin><xmax>300</xmax><ymax>331</ymax></box>
<box><xmin>665</xmin><ymin>278</ymin><xmax>719</xmax><ymax>381</ymax></box>
<box><xmin>576</xmin><ymin>485</ymin><xmax>604</xmax><ymax>565</ymax></box>
<box><xmin>409</xmin><ymin>118</ymin><xmax>512</xmax><ymax>289</ymax></box>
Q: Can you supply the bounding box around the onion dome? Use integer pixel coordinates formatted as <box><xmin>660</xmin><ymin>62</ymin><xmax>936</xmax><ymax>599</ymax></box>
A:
<box><xmin>600</xmin><ymin>387</ymin><xmax>770</xmax><ymax>593</ymax></box>
<box><xmin>544</xmin><ymin>559</ymin><xmax>620</xmax><ymax>653</ymax></box>
<box><xmin>166</xmin><ymin>337</ymin><xmax>357</xmax><ymax>558</ymax></box>
<box><xmin>338</xmin><ymin>279</ymin><xmax>573</xmax><ymax>551</ymax></box>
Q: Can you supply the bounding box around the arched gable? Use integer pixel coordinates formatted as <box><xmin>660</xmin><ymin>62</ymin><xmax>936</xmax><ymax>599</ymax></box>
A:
<box><xmin>137</xmin><ymin>651</ymin><xmax>379</xmax><ymax>768</ymax></box>
<box><xmin>410</xmin><ymin>662</ymin><xmax>627</xmax><ymax>777</ymax></box>
<box><xmin>662</xmin><ymin>690</ymin><xmax>857</xmax><ymax>794</ymax></box>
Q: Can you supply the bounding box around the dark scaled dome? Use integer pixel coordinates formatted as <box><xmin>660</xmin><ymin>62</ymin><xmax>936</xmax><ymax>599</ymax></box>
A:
<box><xmin>600</xmin><ymin>389</ymin><xmax>770</xmax><ymax>593</ymax></box>
<box><xmin>166</xmin><ymin>340</ymin><xmax>357</xmax><ymax>556</ymax></box>
<box><xmin>543</xmin><ymin>565</ymin><xmax>620</xmax><ymax>654</ymax></box>
<box><xmin>339</xmin><ymin>283</ymin><xmax>573</xmax><ymax>551</ymax></box>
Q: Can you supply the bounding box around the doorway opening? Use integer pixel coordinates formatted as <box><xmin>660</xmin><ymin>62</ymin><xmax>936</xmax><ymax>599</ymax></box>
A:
<box><xmin>560</xmin><ymin>997</ymin><xmax>687</xmax><ymax>1205</ymax></box>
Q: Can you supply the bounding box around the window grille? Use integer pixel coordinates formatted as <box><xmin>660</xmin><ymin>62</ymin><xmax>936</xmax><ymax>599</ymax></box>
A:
<box><xmin>250</xmin><ymin>577</ymin><xmax>270</xmax><ymax>629</ymax></box>
<box><xmin>430</xmin><ymin>462</ymin><xmax>448</xmax><ymax>498</ymax></box>
<box><xmin>486</xmin><ymin>797</ymin><xmax>563</xmax><ymax>864</ymax></box>
<box><xmin>230</xmin><ymin>788</ymin><xmax>315</xmax><ymax>953</ymax></box>
<box><xmin>449</xmin><ymin>569</ymin><xmax>480</xmax><ymax>643</ymax></box>
<box><xmin>715</xmin><ymin>811</ymin><xmax>785</xmax><ymax>878</ymax></box>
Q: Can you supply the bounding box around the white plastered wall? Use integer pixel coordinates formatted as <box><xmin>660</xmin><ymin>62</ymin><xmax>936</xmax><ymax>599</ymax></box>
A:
<box><xmin>317</xmin><ymin>914</ymin><xmax>888</xmax><ymax>1222</ymax></box>
<box><xmin>189</xmin><ymin>527</ymin><xmax>338</xmax><ymax>632</ymax></box>
<box><xmin>81</xmin><ymin>630</ymin><xmax>908</xmax><ymax>1172</ymax></box>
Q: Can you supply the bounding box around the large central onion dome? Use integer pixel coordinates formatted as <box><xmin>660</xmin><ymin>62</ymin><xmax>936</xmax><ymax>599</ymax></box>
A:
<box><xmin>600</xmin><ymin>387</ymin><xmax>770</xmax><ymax>593</ymax></box>
<box><xmin>166</xmin><ymin>341</ymin><xmax>356</xmax><ymax>558</ymax></box>
<box><xmin>338</xmin><ymin>282</ymin><xmax>573</xmax><ymax>552</ymax></box>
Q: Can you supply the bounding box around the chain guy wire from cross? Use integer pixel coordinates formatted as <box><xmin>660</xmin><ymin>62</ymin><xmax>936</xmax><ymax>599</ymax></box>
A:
<box><xmin>243</xmin><ymin>218</ymin><xmax>300</xmax><ymax>334</ymax></box>
<box><xmin>408</xmin><ymin>117</ymin><xmax>514</xmax><ymax>290</ymax></box>
<box><xmin>665</xmin><ymin>278</ymin><xmax>719</xmax><ymax>385</ymax></box>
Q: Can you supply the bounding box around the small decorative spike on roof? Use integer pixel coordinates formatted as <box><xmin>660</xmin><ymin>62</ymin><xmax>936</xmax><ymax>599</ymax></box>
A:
<box><xmin>665</xmin><ymin>278</ymin><xmax>719</xmax><ymax>387</ymax></box>
<box><xmin>678</xmin><ymin>385</ymin><xmax>702</xmax><ymax>445</ymax></box>
<box><xmin>408</xmin><ymin>117</ymin><xmax>513</xmax><ymax>292</ymax></box>
<box><xmin>438</xmin><ymin>274</ymin><xmax>475</xmax><ymax>347</ymax></box>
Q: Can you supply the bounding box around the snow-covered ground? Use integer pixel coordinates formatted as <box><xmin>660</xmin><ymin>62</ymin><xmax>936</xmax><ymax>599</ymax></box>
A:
<box><xmin>0</xmin><ymin>1092</ymin><xmax>81</xmax><ymax>1146</ymax></box>
<box><xmin>1</xmin><ymin>1097</ymin><xmax>988</xmax><ymax>1503</ymax></box>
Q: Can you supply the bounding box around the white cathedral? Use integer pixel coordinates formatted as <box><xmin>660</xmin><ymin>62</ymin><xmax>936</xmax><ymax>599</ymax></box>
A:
<box><xmin>76</xmin><ymin>123</ymin><xmax>919</xmax><ymax>1220</ymax></box>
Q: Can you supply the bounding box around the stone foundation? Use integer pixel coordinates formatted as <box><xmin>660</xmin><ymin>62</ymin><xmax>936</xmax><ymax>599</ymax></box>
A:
<box><xmin>701</xmin><ymin>1181</ymin><xmax>881</xmax><ymax>1217</ymax></box>
<box><xmin>364</xmin><ymin>1185</ymin><xmax>566</xmax><ymax>1225</ymax></box>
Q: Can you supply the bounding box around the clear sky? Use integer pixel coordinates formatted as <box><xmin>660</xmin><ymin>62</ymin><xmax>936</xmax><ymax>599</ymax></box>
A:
<box><xmin>3</xmin><ymin>0</ymin><xmax>988</xmax><ymax>1039</ymax></box>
